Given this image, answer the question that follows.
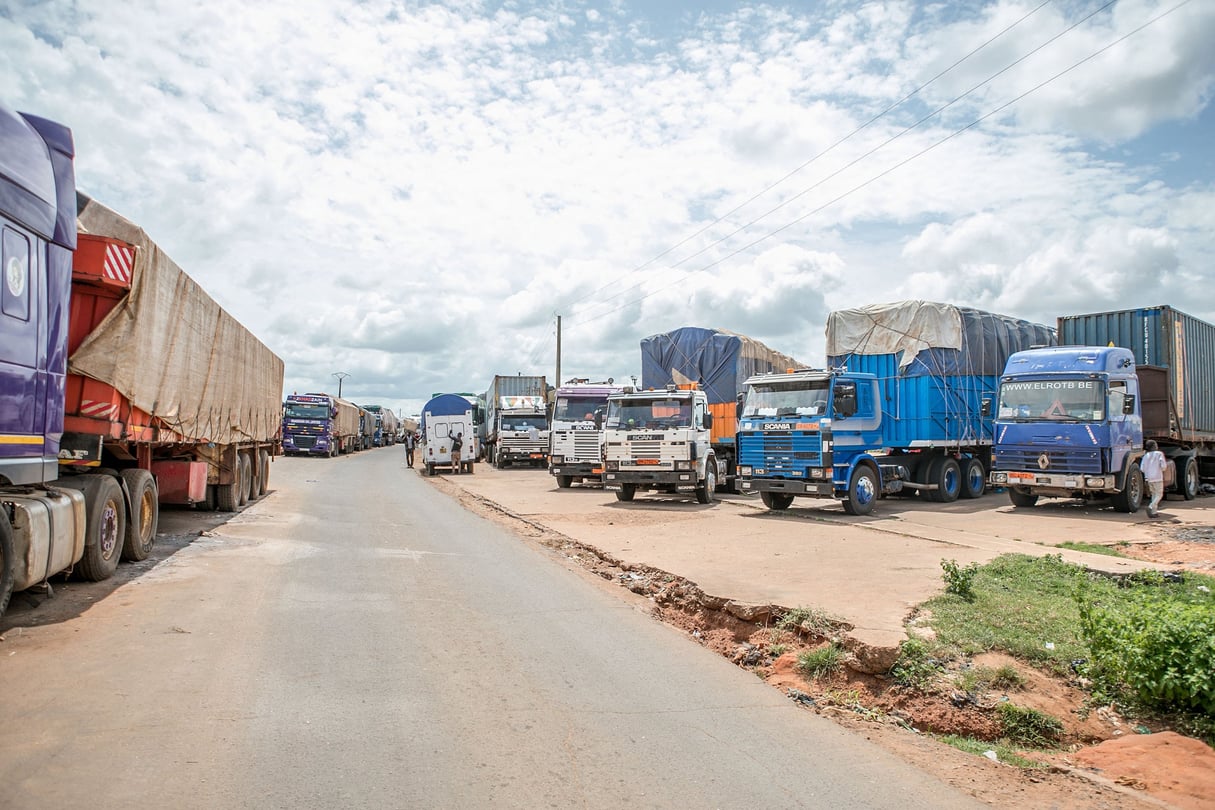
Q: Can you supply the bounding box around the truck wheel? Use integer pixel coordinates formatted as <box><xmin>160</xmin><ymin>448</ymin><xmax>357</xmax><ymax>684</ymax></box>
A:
<box><xmin>695</xmin><ymin>464</ymin><xmax>717</xmax><ymax>504</ymax></box>
<box><xmin>257</xmin><ymin>450</ymin><xmax>270</xmax><ymax>497</ymax></box>
<box><xmin>1112</xmin><ymin>462</ymin><xmax>1143</xmax><ymax>513</ymax></box>
<box><xmin>119</xmin><ymin>469</ymin><xmax>158</xmax><ymax>562</ymax></box>
<box><xmin>77</xmin><ymin>474</ymin><xmax>126</xmax><ymax>581</ymax></box>
<box><xmin>927</xmin><ymin>457</ymin><xmax>961</xmax><ymax>503</ymax></box>
<box><xmin>960</xmin><ymin>458</ymin><xmax>986</xmax><ymax>499</ymax></box>
<box><xmin>615</xmin><ymin>484</ymin><xmax>636</xmax><ymax>502</ymax></box>
<box><xmin>1</xmin><ymin>515</ymin><xmax>14</xmax><ymax>618</ymax></box>
<box><xmin>238</xmin><ymin>454</ymin><xmax>253</xmax><ymax>506</ymax></box>
<box><xmin>425</xmin><ymin>462</ymin><xmax>434</xmax><ymax>476</ymax></box>
<box><xmin>216</xmin><ymin>457</ymin><xmax>243</xmax><ymax>512</ymax></box>
<box><xmin>760</xmin><ymin>492</ymin><xmax>794</xmax><ymax>510</ymax></box>
<box><xmin>1008</xmin><ymin>487</ymin><xmax>1038</xmax><ymax>508</ymax></box>
<box><xmin>842</xmin><ymin>466</ymin><xmax>877</xmax><ymax>516</ymax></box>
<box><xmin>1181</xmin><ymin>458</ymin><xmax>1199</xmax><ymax>500</ymax></box>
<box><xmin>557</xmin><ymin>475</ymin><xmax>573</xmax><ymax>489</ymax></box>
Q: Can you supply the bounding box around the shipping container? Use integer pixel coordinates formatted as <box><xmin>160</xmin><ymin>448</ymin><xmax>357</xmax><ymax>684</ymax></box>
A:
<box><xmin>1058</xmin><ymin>305</ymin><xmax>1215</xmax><ymax>442</ymax></box>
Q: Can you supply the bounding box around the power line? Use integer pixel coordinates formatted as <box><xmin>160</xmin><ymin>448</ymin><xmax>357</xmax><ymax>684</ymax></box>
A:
<box><xmin>556</xmin><ymin>0</ymin><xmax>1061</xmax><ymax>317</ymax></box>
<box><xmin>566</xmin><ymin>0</ymin><xmax>1191</xmax><ymax>332</ymax></box>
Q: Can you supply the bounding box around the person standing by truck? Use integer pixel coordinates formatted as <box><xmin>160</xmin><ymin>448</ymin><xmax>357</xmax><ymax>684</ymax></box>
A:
<box><xmin>1141</xmin><ymin>440</ymin><xmax>1167</xmax><ymax>518</ymax></box>
<box><xmin>450</xmin><ymin>431</ymin><xmax>464</xmax><ymax>473</ymax></box>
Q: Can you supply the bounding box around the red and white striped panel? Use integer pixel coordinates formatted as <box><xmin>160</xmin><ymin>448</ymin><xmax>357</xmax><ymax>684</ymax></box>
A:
<box><xmin>79</xmin><ymin>399</ymin><xmax>119</xmax><ymax>420</ymax></box>
<box><xmin>102</xmin><ymin>243</ymin><xmax>135</xmax><ymax>284</ymax></box>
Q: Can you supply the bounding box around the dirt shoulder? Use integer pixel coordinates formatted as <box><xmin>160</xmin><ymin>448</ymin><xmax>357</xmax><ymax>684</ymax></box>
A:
<box><xmin>425</xmin><ymin>464</ymin><xmax>1215</xmax><ymax>810</ymax></box>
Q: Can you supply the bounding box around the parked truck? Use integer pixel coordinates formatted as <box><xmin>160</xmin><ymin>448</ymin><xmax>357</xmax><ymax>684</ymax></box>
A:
<box><xmin>420</xmin><ymin>394</ymin><xmax>477</xmax><ymax>475</ymax></box>
<box><xmin>736</xmin><ymin>302</ymin><xmax>1054</xmax><ymax>514</ymax></box>
<box><xmin>990</xmin><ymin>306</ymin><xmax>1215</xmax><ymax>510</ymax></box>
<box><xmin>484</xmin><ymin>375</ymin><xmax>549</xmax><ymax>468</ymax></box>
<box><xmin>363</xmin><ymin>405</ymin><xmax>398</xmax><ymax>446</ymax></box>
<box><xmin>282</xmin><ymin>393</ymin><xmax>361</xmax><ymax>456</ymax></box>
<box><xmin>1</xmin><ymin>105</ymin><xmax>283</xmax><ymax>615</ymax></box>
<box><xmin>602</xmin><ymin>327</ymin><xmax>800</xmax><ymax>503</ymax></box>
<box><xmin>357</xmin><ymin>406</ymin><xmax>375</xmax><ymax>450</ymax></box>
<box><xmin>548</xmin><ymin>379</ymin><xmax>622</xmax><ymax>488</ymax></box>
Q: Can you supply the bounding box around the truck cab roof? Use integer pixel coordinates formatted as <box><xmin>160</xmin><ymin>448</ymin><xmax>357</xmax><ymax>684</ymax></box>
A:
<box><xmin>1003</xmin><ymin>346</ymin><xmax>1135</xmax><ymax>377</ymax></box>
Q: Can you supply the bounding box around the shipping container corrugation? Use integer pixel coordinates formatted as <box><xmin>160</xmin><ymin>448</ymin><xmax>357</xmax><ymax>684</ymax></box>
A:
<box><xmin>841</xmin><ymin>353</ymin><xmax>998</xmax><ymax>448</ymax></box>
<box><xmin>487</xmin><ymin>375</ymin><xmax>547</xmax><ymax>400</ymax></box>
<box><xmin>1058</xmin><ymin>306</ymin><xmax>1215</xmax><ymax>441</ymax></box>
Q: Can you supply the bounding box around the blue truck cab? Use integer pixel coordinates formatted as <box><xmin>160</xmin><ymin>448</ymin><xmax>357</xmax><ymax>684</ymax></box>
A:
<box><xmin>736</xmin><ymin>370</ymin><xmax>888</xmax><ymax>515</ymax></box>
<box><xmin>989</xmin><ymin>346</ymin><xmax>1146</xmax><ymax>511</ymax></box>
<box><xmin>282</xmin><ymin>393</ymin><xmax>340</xmax><ymax>457</ymax></box>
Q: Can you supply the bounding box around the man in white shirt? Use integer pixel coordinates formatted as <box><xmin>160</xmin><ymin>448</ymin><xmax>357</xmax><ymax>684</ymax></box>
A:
<box><xmin>1140</xmin><ymin>440</ymin><xmax>1167</xmax><ymax>518</ymax></box>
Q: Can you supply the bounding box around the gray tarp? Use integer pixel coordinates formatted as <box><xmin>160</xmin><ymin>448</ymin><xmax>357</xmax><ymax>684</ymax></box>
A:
<box><xmin>71</xmin><ymin>195</ymin><xmax>284</xmax><ymax>446</ymax></box>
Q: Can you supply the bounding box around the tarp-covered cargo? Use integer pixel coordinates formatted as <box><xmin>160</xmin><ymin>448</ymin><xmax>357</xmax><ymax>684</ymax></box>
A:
<box><xmin>826</xmin><ymin>301</ymin><xmax>1055</xmax><ymax>448</ymax></box>
<box><xmin>1059</xmin><ymin>305</ymin><xmax>1215</xmax><ymax>441</ymax></box>
<box><xmin>334</xmin><ymin>397</ymin><xmax>361</xmax><ymax>438</ymax></box>
<box><xmin>640</xmin><ymin>327</ymin><xmax>802</xmax><ymax>405</ymax></box>
<box><xmin>827</xmin><ymin>301</ymin><xmax>1055</xmax><ymax>375</ymax></box>
<box><xmin>71</xmin><ymin>194</ymin><xmax>283</xmax><ymax>446</ymax></box>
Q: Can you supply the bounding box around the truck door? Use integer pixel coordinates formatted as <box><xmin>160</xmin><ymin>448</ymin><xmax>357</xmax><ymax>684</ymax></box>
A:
<box><xmin>1</xmin><ymin>224</ymin><xmax>42</xmax><ymax>438</ymax></box>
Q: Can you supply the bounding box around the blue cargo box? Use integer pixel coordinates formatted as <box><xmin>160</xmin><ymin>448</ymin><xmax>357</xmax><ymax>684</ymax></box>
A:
<box><xmin>1059</xmin><ymin>305</ymin><xmax>1215</xmax><ymax>441</ymax></box>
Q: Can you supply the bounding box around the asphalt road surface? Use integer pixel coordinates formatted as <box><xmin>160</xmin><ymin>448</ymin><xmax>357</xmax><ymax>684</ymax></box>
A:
<box><xmin>0</xmin><ymin>450</ymin><xmax>983</xmax><ymax>809</ymax></box>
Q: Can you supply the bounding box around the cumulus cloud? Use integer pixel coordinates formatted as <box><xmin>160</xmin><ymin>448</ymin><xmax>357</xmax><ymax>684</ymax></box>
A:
<box><xmin>1</xmin><ymin>0</ymin><xmax>1211</xmax><ymax>416</ymax></box>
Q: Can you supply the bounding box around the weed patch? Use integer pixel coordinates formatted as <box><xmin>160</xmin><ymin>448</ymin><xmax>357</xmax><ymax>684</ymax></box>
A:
<box><xmin>797</xmin><ymin>644</ymin><xmax>843</xmax><ymax>679</ymax></box>
<box><xmin>1056</xmin><ymin>541</ymin><xmax>1127</xmax><ymax>557</ymax></box>
<box><xmin>997</xmin><ymin>703</ymin><xmax>1064</xmax><ymax>748</ymax></box>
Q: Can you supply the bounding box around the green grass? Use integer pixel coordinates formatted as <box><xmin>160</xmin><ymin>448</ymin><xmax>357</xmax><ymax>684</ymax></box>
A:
<box><xmin>1055</xmin><ymin>541</ymin><xmax>1128</xmax><ymax>557</ymax></box>
<box><xmin>997</xmin><ymin>703</ymin><xmax>1064</xmax><ymax>748</ymax></box>
<box><xmin>937</xmin><ymin>735</ymin><xmax>1048</xmax><ymax>769</ymax></box>
<box><xmin>796</xmin><ymin>644</ymin><xmax>844</xmax><ymax>679</ymax></box>
<box><xmin>956</xmin><ymin>664</ymin><xmax>1025</xmax><ymax>694</ymax></box>
<box><xmin>777</xmin><ymin>606</ymin><xmax>841</xmax><ymax>637</ymax></box>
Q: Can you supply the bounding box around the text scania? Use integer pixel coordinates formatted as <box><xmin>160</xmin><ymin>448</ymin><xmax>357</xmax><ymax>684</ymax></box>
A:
<box><xmin>1003</xmin><ymin>381</ymin><xmax>1096</xmax><ymax>391</ymax></box>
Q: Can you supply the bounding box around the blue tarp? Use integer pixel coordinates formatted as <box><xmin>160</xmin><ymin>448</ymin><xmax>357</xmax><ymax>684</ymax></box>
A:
<box><xmin>640</xmin><ymin>327</ymin><xmax>801</xmax><ymax>405</ymax></box>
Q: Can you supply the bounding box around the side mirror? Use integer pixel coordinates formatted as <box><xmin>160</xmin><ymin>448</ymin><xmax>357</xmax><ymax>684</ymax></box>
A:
<box><xmin>1123</xmin><ymin>394</ymin><xmax>1136</xmax><ymax>415</ymax></box>
<box><xmin>980</xmin><ymin>398</ymin><xmax>992</xmax><ymax>417</ymax></box>
<box><xmin>703</xmin><ymin>412</ymin><xmax>713</xmax><ymax>429</ymax></box>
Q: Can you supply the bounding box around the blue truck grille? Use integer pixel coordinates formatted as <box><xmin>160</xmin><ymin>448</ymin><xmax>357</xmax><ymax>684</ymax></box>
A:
<box><xmin>995</xmin><ymin>446</ymin><xmax>1103</xmax><ymax>475</ymax></box>
<box><xmin>739</xmin><ymin>432</ymin><xmax>823</xmax><ymax>472</ymax></box>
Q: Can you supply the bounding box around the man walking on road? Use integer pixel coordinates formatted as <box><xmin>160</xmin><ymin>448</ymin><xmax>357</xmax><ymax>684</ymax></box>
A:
<box><xmin>1141</xmin><ymin>439</ymin><xmax>1167</xmax><ymax>518</ymax></box>
<box><xmin>404</xmin><ymin>430</ymin><xmax>416</xmax><ymax>467</ymax></box>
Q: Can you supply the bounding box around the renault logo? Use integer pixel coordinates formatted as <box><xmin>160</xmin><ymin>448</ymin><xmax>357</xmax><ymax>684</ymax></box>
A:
<box><xmin>1037</xmin><ymin>453</ymin><xmax>1051</xmax><ymax>470</ymax></box>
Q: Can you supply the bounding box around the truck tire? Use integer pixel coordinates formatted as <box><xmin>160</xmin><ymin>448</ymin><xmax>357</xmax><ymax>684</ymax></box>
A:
<box><xmin>1181</xmin><ymin>458</ymin><xmax>1199</xmax><ymax>500</ymax></box>
<box><xmin>257</xmin><ymin>450</ymin><xmax>270</xmax><ymax>497</ymax></box>
<box><xmin>76</xmin><ymin>474</ymin><xmax>126</xmax><ymax>581</ymax></box>
<box><xmin>1008</xmin><ymin>487</ymin><xmax>1038</xmax><ymax>508</ymax></box>
<box><xmin>760</xmin><ymin>492</ymin><xmax>794</xmax><ymax>510</ymax></box>
<box><xmin>842</xmin><ymin>465</ymin><xmax>877</xmax><ymax>516</ymax></box>
<box><xmin>557</xmin><ymin>475</ymin><xmax>573</xmax><ymax>489</ymax></box>
<box><xmin>1111</xmin><ymin>462</ymin><xmax>1143</xmax><ymax>513</ymax></box>
<box><xmin>1</xmin><ymin>515</ymin><xmax>15</xmax><ymax>618</ymax></box>
<box><xmin>238</xmin><ymin>454</ymin><xmax>253</xmax><ymax>506</ymax></box>
<box><xmin>425</xmin><ymin>462</ymin><xmax>434</xmax><ymax>476</ymax></box>
<box><xmin>216</xmin><ymin>457</ymin><xmax>243</xmax><ymax>512</ymax></box>
<box><xmin>927</xmin><ymin>457</ymin><xmax>961</xmax><ymax>503</ymax></box>
<box><xmin>695</xmin><ymin>463</ymin><xmax>717</xmax><ymax>504</ymax></box>
<box><xmin>615</xmin><ymin>484</ymin><xmax>636</xmax><ymax>502</ymax></box>
<box><xmin>119</xmin><ymin>469</ymin><xmax>158</xmax><ymax>562</ymax></box>
<box><xmin>960</xmin><ymin>458</ymin><xmax>986</xmax><ymax>499</ymax></box>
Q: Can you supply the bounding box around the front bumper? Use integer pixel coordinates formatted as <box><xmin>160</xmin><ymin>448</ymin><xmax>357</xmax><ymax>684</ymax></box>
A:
<box><xmin>604</xmin><ymin>470</ymin><xmax>698</xmax><ymax>488</ymax></box>
<box><xmin>551</xmin><ymin>462</ymin><xmax>603</xmax><ymax>477</ymax></box>
<box><xmin>990</xmin><ymin>470</ymin><xmax>1117</xmax><ymax>494</ymax></box>
<box><xmin>737</xmin><ymin>477</ymin><xmax>834</xmax><ymax>496</ymax></box>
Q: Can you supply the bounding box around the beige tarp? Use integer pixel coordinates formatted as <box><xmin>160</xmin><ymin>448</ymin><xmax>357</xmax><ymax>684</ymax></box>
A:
<box><xmin>71</xmin><ymin>195</ymin><xmax>284</xmax><ymax>446</ymax></box>
<box><xmin>826</xmin><ymin>301</ymin><xmax>964</xmax><ymax>370</ymax></box>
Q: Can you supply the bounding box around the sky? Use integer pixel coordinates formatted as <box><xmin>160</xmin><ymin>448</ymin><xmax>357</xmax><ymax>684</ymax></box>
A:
<box><xmin>2</xmin><ymin>0</ymin><xmax>1212</xmax><ymax>418</ymax></box>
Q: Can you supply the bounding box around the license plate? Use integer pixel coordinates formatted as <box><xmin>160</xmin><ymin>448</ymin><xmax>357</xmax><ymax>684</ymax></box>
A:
<box><xmin>1008</xmin><ymin>472</ymin><xmax>1033</xmax><ymax>480</ymax></box>
<box><xmin>529</xmin><ymin>453</ymin><xmax>543</xmax><ymax>459</ymax></box>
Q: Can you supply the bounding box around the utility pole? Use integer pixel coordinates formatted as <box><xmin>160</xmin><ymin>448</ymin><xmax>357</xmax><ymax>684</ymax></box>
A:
<box><xmin>332</xmin><ymin>371</ymin><xmax>350</xmax><ymax>398</ymax></box>
<box><xmin>555</xmin><ymin>315</ymin><xmax>561</xmax><ymax>387</ymax></box>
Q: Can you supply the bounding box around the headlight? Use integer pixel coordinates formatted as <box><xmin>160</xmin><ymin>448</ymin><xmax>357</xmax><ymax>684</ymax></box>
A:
<box><xmin>993</xmin><ymin>472</ymin><xmax>1008</xmax><ymax>483</ymax></box>
<box><xmin>739</xmin><ymin>466</ymin><xmax>752</xmax><ymax>476</ymax></box>
<box><xmin>1085</xmin><ymin>477</ymin><xmax>1106</xmax><ymax>488</ymax></box>
<box><xmin>551</xmin><ymin>455</ymin><xmax>563</xmax><ymax>464</ymax></box>
<box><xmin>606</xmin><ymin>461</ymin><xmax>619</xmax><ymax>471</ymax></box>
<box><xmin>674</xmin><ymin>460</ymin><xmax>691</xmax><ymax>470</ymax></box>
<box><xmin>810</xmin><ymin>468</ymin><xmax>825</xmax><ymax>479</ymax></box>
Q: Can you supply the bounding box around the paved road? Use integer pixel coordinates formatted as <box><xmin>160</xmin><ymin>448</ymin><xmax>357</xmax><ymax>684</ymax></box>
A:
<box><xmin>0</xmin><ymin>451</ymin><xmax>982</xmax><ymax>809</ymax></box>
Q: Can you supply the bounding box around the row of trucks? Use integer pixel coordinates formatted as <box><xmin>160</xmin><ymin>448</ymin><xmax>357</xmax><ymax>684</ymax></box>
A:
<box><xmin>281</xmin><ymin>396</ymin><xmax>401</xmax><ymax>456</ymax></box>
<box><xmin>599</xmin><ymin>303</ymin><xmax>1215</xmax><ymax>514</ymax></box>
<box><xmin>484</xmin><ymin>375</ymin><xmax>550</xmax><ymax>469</ymax></box>
<box><xmin>1</xmin><ymin>105</ymin><xmax>283</xmax><ymax>617</ymax></box>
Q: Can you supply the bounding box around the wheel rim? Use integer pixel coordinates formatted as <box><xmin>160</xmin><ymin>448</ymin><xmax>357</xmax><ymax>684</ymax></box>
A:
<box><xmin>856</xmin><ymin>472</ymin><xmax>875</xmax><ymax>505</ymax></box>
<box><xmin>706</xmin><ymin>469</ymin><xmax>715</xmax><ymax>492</ymax></box>
<box><xmin>139</xmin><ymin>489</ymin><xmax>155</xmax><ymax>541</ymax></box>
<box><xmin>101</xmin><ymin>500</ymin><xmax>121</xmax><ymax>559</ymax></box>
<box><xmin>967</xmin><ymin>463</ymin><xmax>984</xmax><ymax>493</ymax></box>
<box><xmin>1187</xmin><ymin>462</ymin><xmax>1199</xmax><ymax>496</ymax></box>
<box><xmin>942</xmin><ymin>465</ymin><xmax>959</xmax><ymax>496</ymax></box>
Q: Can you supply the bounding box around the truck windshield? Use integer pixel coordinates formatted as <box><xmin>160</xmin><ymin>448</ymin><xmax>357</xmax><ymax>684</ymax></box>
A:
<box><xmin>284</xmin><ymin>404</ymin><xmax>329</xmax><ymax>420</ymax></box>
<box><xmin>997</xmin><ymin>379</ymin><xmax>1105</xmax><ymax>421</ymax></box>
<box><xmin>606</xmin><ymin>398</ymin><xmax>692</xmax><ymax>429</ymax></box>
<box><xmin>742</xmin><ymin>380</ymin><xmax>831</xmax><ymax>417</ymax></box>
<box><xmin>553</xmin><ymin>396</ymin><xmax>610</xmax><ymax>422</ymax></box>
<box><xmin>501</xmin><ymin>415</ymin><xmax>547</xmax><ymax>431</ymax></box>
